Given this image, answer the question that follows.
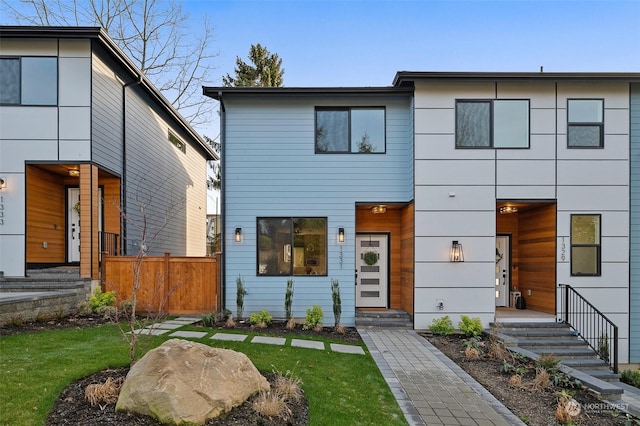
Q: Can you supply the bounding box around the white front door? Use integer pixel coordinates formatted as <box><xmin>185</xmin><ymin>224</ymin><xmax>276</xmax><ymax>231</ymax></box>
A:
<box><xmin>355</xmin><ymin>234</ymin><xmax>388</xmax><ymax>308</ymax></box>
<box><xmin>495</xmin><ymin>236</ymin><xmax>510</xmax><ymax>307</ymax></box>
<box><xmin>67</xmin><ymin>188</ymin><xmax>81</xmax><ymax>262</ymax></box>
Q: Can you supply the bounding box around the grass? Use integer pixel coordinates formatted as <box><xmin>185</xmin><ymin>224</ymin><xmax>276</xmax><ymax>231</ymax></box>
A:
<box><xmin>0</xmin><ymin>324</ymin><xmax>408</xmax><ymax>426</ymax></box>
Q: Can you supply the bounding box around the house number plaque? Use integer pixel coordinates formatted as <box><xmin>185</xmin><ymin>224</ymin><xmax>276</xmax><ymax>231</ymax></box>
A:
<box><xmin>0</xmin><ymin>196</ymin><xmax>4</xmax><ymax>225</ymax></box>
<box><xmin>560</xmin><ymin>237</ymin><xmax>565</xmax><ymax>261</ymax></box>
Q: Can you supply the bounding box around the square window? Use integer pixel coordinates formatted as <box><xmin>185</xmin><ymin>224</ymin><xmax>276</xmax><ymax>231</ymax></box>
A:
<box><xmin>0</xmin><ymin>56</ymin><xmax>57</xmax><ymax>105</ymax></box>
<box><xmin>257</xmin><ymin>217</ymin><xmax>327</xmax><ymax>276</ymax></box>
<box><xmin>456</xmin><ymin>100</ymin><xmax>529</xmax><ymax>148</ymax></box>
<box><xmin>316</xmin><ymin>108</ymin><xmax>385</xmax><ymax>153</ymax></box>
<box><xmin>567</xmin><ymin>99</ymin><xmax>603</xmax><ymax>148</ymax></box>
<box><xmin>570</xmin><ymin>214</ymin><xmax>601</xmax><ymax>276</ymax></box>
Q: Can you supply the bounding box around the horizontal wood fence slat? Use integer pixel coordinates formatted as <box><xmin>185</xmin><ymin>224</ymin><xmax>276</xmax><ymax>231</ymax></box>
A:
<box><xmin>101</xmin><ymin>253</ymin><xmax>220</xmax><ymax>315</ymax></box>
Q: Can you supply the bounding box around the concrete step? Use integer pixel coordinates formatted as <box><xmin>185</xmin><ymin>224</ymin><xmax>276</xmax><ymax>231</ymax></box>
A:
<box><xmin>517</xmin><ymin>338</ymin><xmax>589</xmax><ymax>350</ymax></box>
<box><xmin>577</xmin><ymin>369</ymin><xmax>621</xmax><ymax>382</ymax></box>
<box><xmin>500</xmin><ymin>329</ymin><xmax>577</xmax><ymax>339</ymax></box>
<box><xmin>561</xmin><ymin>358</ymin><xmax>613</xmax><ymax>370</ymax></box>
<box><xmin>355</xmin><ymin>310</ymin><xmax>413</xmax><ymax>328</ymax></box>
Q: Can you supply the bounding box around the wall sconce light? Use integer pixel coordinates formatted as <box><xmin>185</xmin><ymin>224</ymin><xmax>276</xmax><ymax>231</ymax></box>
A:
<box><xmin>371</xmin><ymin>205</ymin><xmax>387</xmax><ymax>214</ymax></box>
<box><xmin>234</xmin><ymin>227</ymin><xmax>242</xmax><ymax>243</ymax></box>
<box><xmin>338</xmin><ymin>227</ymin><xmax>345</xmax><ymax>243</ymax></box>
<box><xmin>450</xmin><ymin>240</ymin><xmax>464</xmax><ymax>262</ymax></box>
<box><xmin>68</xmin><ymin>169</ymin><xmax>80</xmax><ymax>177</ymax></box>
<box><xmin>0</xmin><ymin>177</ymin><xmax>5</xmax><ymax>190</ymax></box>
<box><xmin>499</xmin><ymin>205</ymin><xmax>518</xmax><ymax>214</ymax></box>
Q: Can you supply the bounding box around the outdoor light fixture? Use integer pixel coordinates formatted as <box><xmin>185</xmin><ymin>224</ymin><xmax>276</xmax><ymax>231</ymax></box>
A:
<box><xmin>68</xmin><ymin>169</ymin><xmax>80</xmax><ymax>177</ymax></box>
<box><xmin>450</xmin><ymin>240</ymin><xmax>464</xmax><ymax>262</ymax></box>
<box><xmin>234</xmin><ymin>227</ymin><xmax>242</xmax><ymax>243</ymax></box>
<box><xmin>338</xmin><ymin>227</ymin><xmax>345</xmax><ymax>243</ymax></box>
<box><xmin>371</xmin><ymin>205</ymin><xmax>387</xmax><ymax>214</ymax></box>
<box><xmin>499</xmin><ymin>205</ymin><xmax>518</xmax><ymax>214</ymax></box>
<box><xmin>0</xmin><ymin>177</ymin><xmax>5</xmax><ymax>190</ymax></box>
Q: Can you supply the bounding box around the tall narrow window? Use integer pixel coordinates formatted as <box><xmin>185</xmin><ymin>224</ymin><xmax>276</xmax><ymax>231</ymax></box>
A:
<box><xmin>567</xmin><ymin>99</ymin><xmax>604</xmax><ymax>148</ymax></box>
<box><xmin>570</xmin><ymin>214</ymin><xmax>601</xmax><ymax>276</ymax></box>
<box><xmin>456</xmin><ymin>99</ymin><xmax>529</xmax><ymax>148</ymax></box>
<box><xmin>315</xmin><ymin>107</ymin><xmax>385</xmax><ymax>153</ymax></box>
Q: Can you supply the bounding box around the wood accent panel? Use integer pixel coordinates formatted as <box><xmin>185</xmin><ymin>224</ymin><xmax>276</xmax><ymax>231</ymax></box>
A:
<box><xmin>400</xmin><ymin>203</ymin><xmax>414</xmax><ymax>314</ymax></box>
<box><xmin>102</xmin><ymin>254</ymin><xmax>220</xmax><ymax>314</ymax></box>
<box><xmin>356</xmin><ymin>206</ymin><xmax>413</xmax><ymax>311</ymax></box>
<box><xmin>518</xmin><ymin>204</ymin><xmax>556</xmax><ymax>314</ymax></box>
<box><xmin>26</xmin><ymin>167</ymin><xmax>66</xmax><ymax>263</ymax></box>
<box><xmin>79</xmin><ymin>164</ymin><xmax>100</xmax><ymax>279</ymax></box>
<box><xmin>497</xmin><ymin>213</ymin><xmax>519</xmax><ymax>291</ymax></box>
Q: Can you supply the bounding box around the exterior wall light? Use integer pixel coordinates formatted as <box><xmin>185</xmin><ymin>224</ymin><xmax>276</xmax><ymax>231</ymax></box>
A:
<box><xmin>499</xmin><ymin>205</ymin><xmax>518</xmax><ymax>214</ymax></box>
<box><xmin>68</xmin><ymin>169</ymin><xmax>80</xmax><ymax>177</ymax></box>
<box><xmin>371</xmin><ymin>205</ymin><xmax>387</xmax><ymax>214</ymax></box>
<box><xmin>338</xmin><ymin>227</ymin><xmax>345</xmax><ymax>243</ymax></box>
<box><xmin>0</xmin><ymin>177</ymin><xmax>5</xmax><ymax>190</ymax></box>
<box><xmin>450</xmin><ymin>240</ymin><xmax>464</xmax><ymax>262</ymax></box>
<box><xmin>234</xmin><ymin>227</ymin><xmax>242</xmax><ymax>243</ymax></box>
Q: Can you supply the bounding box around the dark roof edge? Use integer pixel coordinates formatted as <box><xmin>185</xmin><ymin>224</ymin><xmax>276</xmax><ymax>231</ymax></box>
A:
<box><xmin>393</xmin><ymin>71</ymin><xmax>640</xmax><ymax>86</ymax></box>
<box><xmin>0</xmin><ymin>26</ymin><xmax>216</xmax><ymax>160</ymax></box>
<box><xmin>203</xmin><ymin>86</ymin><xmax>413</xmax><ymax>100</ymax></box>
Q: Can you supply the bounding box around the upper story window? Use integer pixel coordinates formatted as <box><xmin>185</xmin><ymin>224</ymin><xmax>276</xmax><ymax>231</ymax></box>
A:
<box><xmin>456</xmin><ymin>99</ymin><xmax>530</xmax><ymax>148</ymax></box>
<box><xmin>0</xmin><ymin>57</ymin><xmax>57</xmax><ymax>105</ymax></box>
<box><xmin>567</xmin><ymin>99</ymin><xmax>604</xmax><ymax>148</ymax></box>
<box><xmin>315</xmin><ymin>107</ymin><xmax>385</xmax><ymax>153</ymax></box>
<box><xmin>257</xmin><ymin>217</ymin><xmax>327</xmax><ymax>276</ymax></box>
<box><xmin>168</xmin><ymin>130</ymin><xmax>186</xmax><ymax>154</ymax></box>
<box><xmin>570</xmin><ymin>214</ymin><xmax>601</xmax><ymax>276</ymax></box>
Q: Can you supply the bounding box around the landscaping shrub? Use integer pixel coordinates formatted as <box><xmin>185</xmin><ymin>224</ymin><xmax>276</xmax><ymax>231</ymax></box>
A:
<box><xmin>303</xmin><ymin>305</ymin><xmax>323</xmax><ymax>330</ymax></box>
<box><xmin>249</xmin><ymin>309</ymin><xmax>273</xmax><ymax>327</ymax></box>
<box><xmin>331</xmin><ymin>279</ymin><xmax>341</xmax><ymax>327</ymax></box>
<box><xmin>458</xmin><ymin>315</ymin><xmax>483</xmax><ymax>337</ymax></box>
<box><xmin>428</xmin><ymin>315</ymin><xmax>454</xmax><ymax>336</ymax></box>
<box><xmin>236</xmin><ymin>275</ymin><xmax>248</xmax><ymax>320</ymax></box>
<box><xmin>89</xmin><ymin>287</ymin><xmax>116</xmax><ymax>313</ymax></box>
<box><xmin>621</xmin><ymin>369</ymin><xmax>640</xmax><ymax>389</ymax></box>
<box><xmin>284</xmin><ymin>279</ymin><xmax>294</xmax><ymax>321</ymax></box>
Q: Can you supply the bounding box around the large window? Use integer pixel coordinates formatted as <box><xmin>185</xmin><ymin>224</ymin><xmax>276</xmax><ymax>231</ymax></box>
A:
<box><xmin>257</xmin><ymin>217</ymin><xmax>327</xmax><ymax>276</ymax></box>
<box><xmin>456</xmin><ymin>99</ymin><xmax>530</xmax><ymax>148</ymax></box>
<box><xmin>315</xmin><ymin>107</ymin><xmax>385</xmax><ymax>153</ymax></box>
<box><xmin>0</xmin><ymin>57</ymin><xmax>57</xmax><ymax>105</ymax></box>
<box><xmin>571</xmin><ymin>214</ymin><xmax>601</xmax><ymax>276</ymax></box>
<box><xmin>567</xmin><ymin>99</ymin><xmax>604</xmax><ymax>148</ymax></box>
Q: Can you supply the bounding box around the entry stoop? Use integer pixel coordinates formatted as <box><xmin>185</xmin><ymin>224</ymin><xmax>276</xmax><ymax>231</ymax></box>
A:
<box><xmin>493</xmin><ymin>322</ymin><xmax>623</xmax><ymax>398</ymax></box>
<box><xmin>355</xmin><ymin>309</ymin><xmax>413</xmax><ymax>328</ymax></box>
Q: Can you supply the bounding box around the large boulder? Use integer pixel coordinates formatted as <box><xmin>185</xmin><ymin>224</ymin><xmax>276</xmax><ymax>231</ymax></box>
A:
<box><xmin>115</xmin><ymin>339</ymin><xmax>269</xmax><ymax>425</ymax></box>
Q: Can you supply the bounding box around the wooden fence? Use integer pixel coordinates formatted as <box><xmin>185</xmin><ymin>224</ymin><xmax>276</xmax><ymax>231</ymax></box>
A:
<box><xmin>101</xmin><ymin>253</ymin><xmax>220</xmax><ymax>315</ymax></box>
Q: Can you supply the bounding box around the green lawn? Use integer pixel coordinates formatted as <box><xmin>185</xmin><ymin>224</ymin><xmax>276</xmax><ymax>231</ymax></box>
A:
<box><xmin>0</xmin><ymin>324</ymin><xmax>408</xmax><ymax>426</ymax></box>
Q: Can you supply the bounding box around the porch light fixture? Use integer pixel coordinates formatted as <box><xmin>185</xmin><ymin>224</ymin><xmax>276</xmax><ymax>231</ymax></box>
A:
<box><xmin>234</xmin><ymin>227</ymin><xmax>242</xmax><ymax>243</ymax></box>
<box><xmin>338</xmin><ymin>227</ymin><xmax>345</xmax><ymax>243</ymax></box>
<box><xmin>499</xmin><ymin>205</ymin><xmax>518</xmax><ymax>214</ymax></box>
<box><xmin>450</xmin><ymin>240</ymin><xmax>464</xmax><ymax>262</ymax></box>
<box><xmin>68</xmin><ymin>169</ymin><xmax>80</xmax><ymax>177</ymax></box>
<box><xmin>0</xmin><ymin>177</ymin><xmax>5</xmax><ymax>190</ymax></box>
<box><xmin>371</xmin><ymin>205</ymin><xmax>387</xmax><ymax>214</ymax></box>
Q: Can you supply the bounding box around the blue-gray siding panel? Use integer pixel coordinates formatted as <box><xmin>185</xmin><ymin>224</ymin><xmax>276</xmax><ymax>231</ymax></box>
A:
<box><xmin>630</xmin><ymin>82</ymin><xmax>640</xmax><ymax>362</ymax></box>
<box><xmin>223</xmin><ymin>95</ymin><xmax>412</xmax><ymax>325</ymax></box>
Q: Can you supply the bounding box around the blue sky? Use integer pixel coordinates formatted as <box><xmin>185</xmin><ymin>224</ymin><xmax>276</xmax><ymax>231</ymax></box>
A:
<box><xmin>192</xmin><ymin>0</ymin><xmax>640</xmax><ymax>88</ymax></box>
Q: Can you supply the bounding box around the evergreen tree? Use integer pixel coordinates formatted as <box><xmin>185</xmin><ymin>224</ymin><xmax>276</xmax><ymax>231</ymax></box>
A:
<box><xmin>223</xmin><ymin>44</ymin><xmax>284</xmax><ymax>87</ymax></box>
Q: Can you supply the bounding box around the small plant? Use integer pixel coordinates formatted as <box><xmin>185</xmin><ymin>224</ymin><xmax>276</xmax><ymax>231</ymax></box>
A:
<box><xmin>284</xmin><ymin>279</ymin><xmax>294</xmax><ymax>321</ymax></box>
<box><xmin>236</xmin><ymin>275</ymin><xmax>248</xmax><ymax>320</ymax></box>
<box><xmin>462</xmin><ymin>336</ymin><xmax>483</xmax><ymax>351</ymax></box>
<box><xmin>621</xmin><ymin>369</ymin><xmax>640</xmax><ymax>389</ymax></box>
<box><xmin>500</xmin><ymin>359</ymin><xmax>528</xmax><ymax>376</ymax></box>
<box><xmin>331</xmin><ymin>279</ymin><xmax>341</xmax><ymax>328</ymax></box>
<box><xmin>85</xmin><ymin>376</ymin><xmax>123</xmax><ymax>407</ymax></box>
<box><xmin>286</xmin><ymin>318</ymin><xmax>296</xmax><ymax>330</ymax></box>
<box><xmin>201</xmin><ymin>312</ymin><xmax>217</xmax><ymax>327</ymax></box>
<box><xmin>598</xmin><ymin>333</ymin><xmax>610</xmax><ymax>363</ymax></box>
<box><xmin>252</xmin><ymin>390</ymin><xmax>290</xmax><ymax>419</ymax></box>
<box><xmin>555</xmin><ymin>389</ymin><xmax>580</xmax><ymax>425</ymax></box>
<box><xmin>428</xmin><ymin>315</ymin><xmax>454</xmax><ymax>336</ymax></box>
<box><xmin>531</xmin><ymin>367</ymin><xmax>551</xmax><ymax>391</ymax></box>
<box><xmin>250</xmin><ymin>309</ymin><xmax>273</xmax><ymax>328</ymax></box>
<box><xmin>536</xmin><ymin>353</ymin><xmax>560</xmax><ymax>373</ymax></box>
<box><xmin>89</xmin><ymin>287</ymin><xmax>116</xmax><ymax>313</ymax></box>
<box><xmin>225</xmin><ymin>316</ymin><xmax>236</xmax><ymax>328</ymax></box>
<box><xmin>222</xmin><ymin>308</ymin><xmax>232</xmax><ymax>320</ymax></box>
<box><xmin>458</xmin><ymin>315</ymin><xmax>483</xmax><ymax>337</ymax></box>
<box><xmin>508</xmin><ymin>374</ymin><xmax>523</xmax><ymax>388</ymax></box>
<box><xmin>464</xmin><ymin>346</ymin><xmax>480</xmax><ymax>359</ymax></box>
<box><xmin>303</xmin><ymin>305</ymin><xmax>323</xmax><ymax>331</ymax></box>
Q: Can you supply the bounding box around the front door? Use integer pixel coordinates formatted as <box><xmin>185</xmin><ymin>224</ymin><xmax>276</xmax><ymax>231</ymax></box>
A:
<box><xmin>355</xmin><ymin>234</ymin><xmax>388</xmax><ymax>308</ymax></box>
<box><xmin>495</xmin><ymin>236</ymin><xmax>510</xmax><ymax>307</ymax></box>
<box><xmin>67</xmin><ymin>188</ymin><xmax>81</xmax><ymax>262</ymax></box>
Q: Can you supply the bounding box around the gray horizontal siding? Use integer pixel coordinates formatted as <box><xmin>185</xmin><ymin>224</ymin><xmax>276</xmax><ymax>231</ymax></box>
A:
<box><xmin>630</xmin><ymin>82</ymin><xmax>640</xmax><ymax>362</ymax></box>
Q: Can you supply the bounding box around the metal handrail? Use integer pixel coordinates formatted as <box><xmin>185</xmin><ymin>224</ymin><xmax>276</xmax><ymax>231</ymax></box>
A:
<box><xmin>559</xmin><ymin>283</ymin><xmax>618</xmax><ymax>373</ymax></box>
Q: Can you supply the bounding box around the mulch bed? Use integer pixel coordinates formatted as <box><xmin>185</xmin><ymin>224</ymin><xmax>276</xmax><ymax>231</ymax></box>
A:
<box><xmin>423</xmin><ymin>333</ymin><xmax>632</xmax><ymax>426</ymax></box>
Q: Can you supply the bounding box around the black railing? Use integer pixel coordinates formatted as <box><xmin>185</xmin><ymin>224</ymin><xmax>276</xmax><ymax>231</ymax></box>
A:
<box><xmin>100</xmin><ymin>232</ymin><xmax>119</xmax><ymax>257</ymax></box>
<box><xmin>559</xmin><ymin>284</ymin><xmax>618</xmax><ymax>373</ymax></box>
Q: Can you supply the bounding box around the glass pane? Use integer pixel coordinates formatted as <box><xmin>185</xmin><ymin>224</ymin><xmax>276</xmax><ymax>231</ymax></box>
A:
<box><xmin>0</xmin><ymin>58</ymin><xmax>20</xmax><ymax>104</ymax></box>
<box><xmin>493</xmin><ymin>100</ymin><xmax>529</xmax><ymax>148</ymax></box>
<box><xmin>351</xmin><ymin>108</ymin><xmax>385</xmax><ymax>153</ymax></box>
<box><xmin>293</xmin><ymin>218</ymin><xmax>327</xmax><ymax>275</ymax></box>
<box><xmin>316</xmin><ymin>110</ymin><xmax>348</xmax><ymax>152</ymax></box>
<box><xmin>22</xmin><ymin>57</ymin><xmax>57</xmax><ymax>105</ymax></box>
<box><xmin>571</xmin><ymin>215</ymin><xmax>600</xmax><ymax>244</ymax></box>
<box><xmin>568</xmin><ymin>99</ymin><xmax>603</xmax><ymax>122</ymax></box>
<box><xmin>571</xmin><ymin>246</ymin><xmax>599</xmax><ymax>275</ymax></box>
<box><xmin>456</xmin><ymin>102</ymin><xmax>490</xmax><ymax>147</ymax></box>
<box><xmin>568</xmin><ymin>125</ymin><xmax>601</xmax><ymax>147</ymax></box>
<box><xmin>257</xmin><ymin>218</ymin><xmax>291</xmax><ymax>275</ymax></box>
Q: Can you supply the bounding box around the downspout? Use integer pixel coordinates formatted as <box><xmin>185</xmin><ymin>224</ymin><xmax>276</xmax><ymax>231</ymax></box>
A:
<box><xmin>121</xmin><ymin>78</ymin><xmax>142</xmax><ymax>255</ymax></box>
<box><xmin>218</xmin><ymin>90</ymin><xmax>226</xmax><ymax>311</ymax></box>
